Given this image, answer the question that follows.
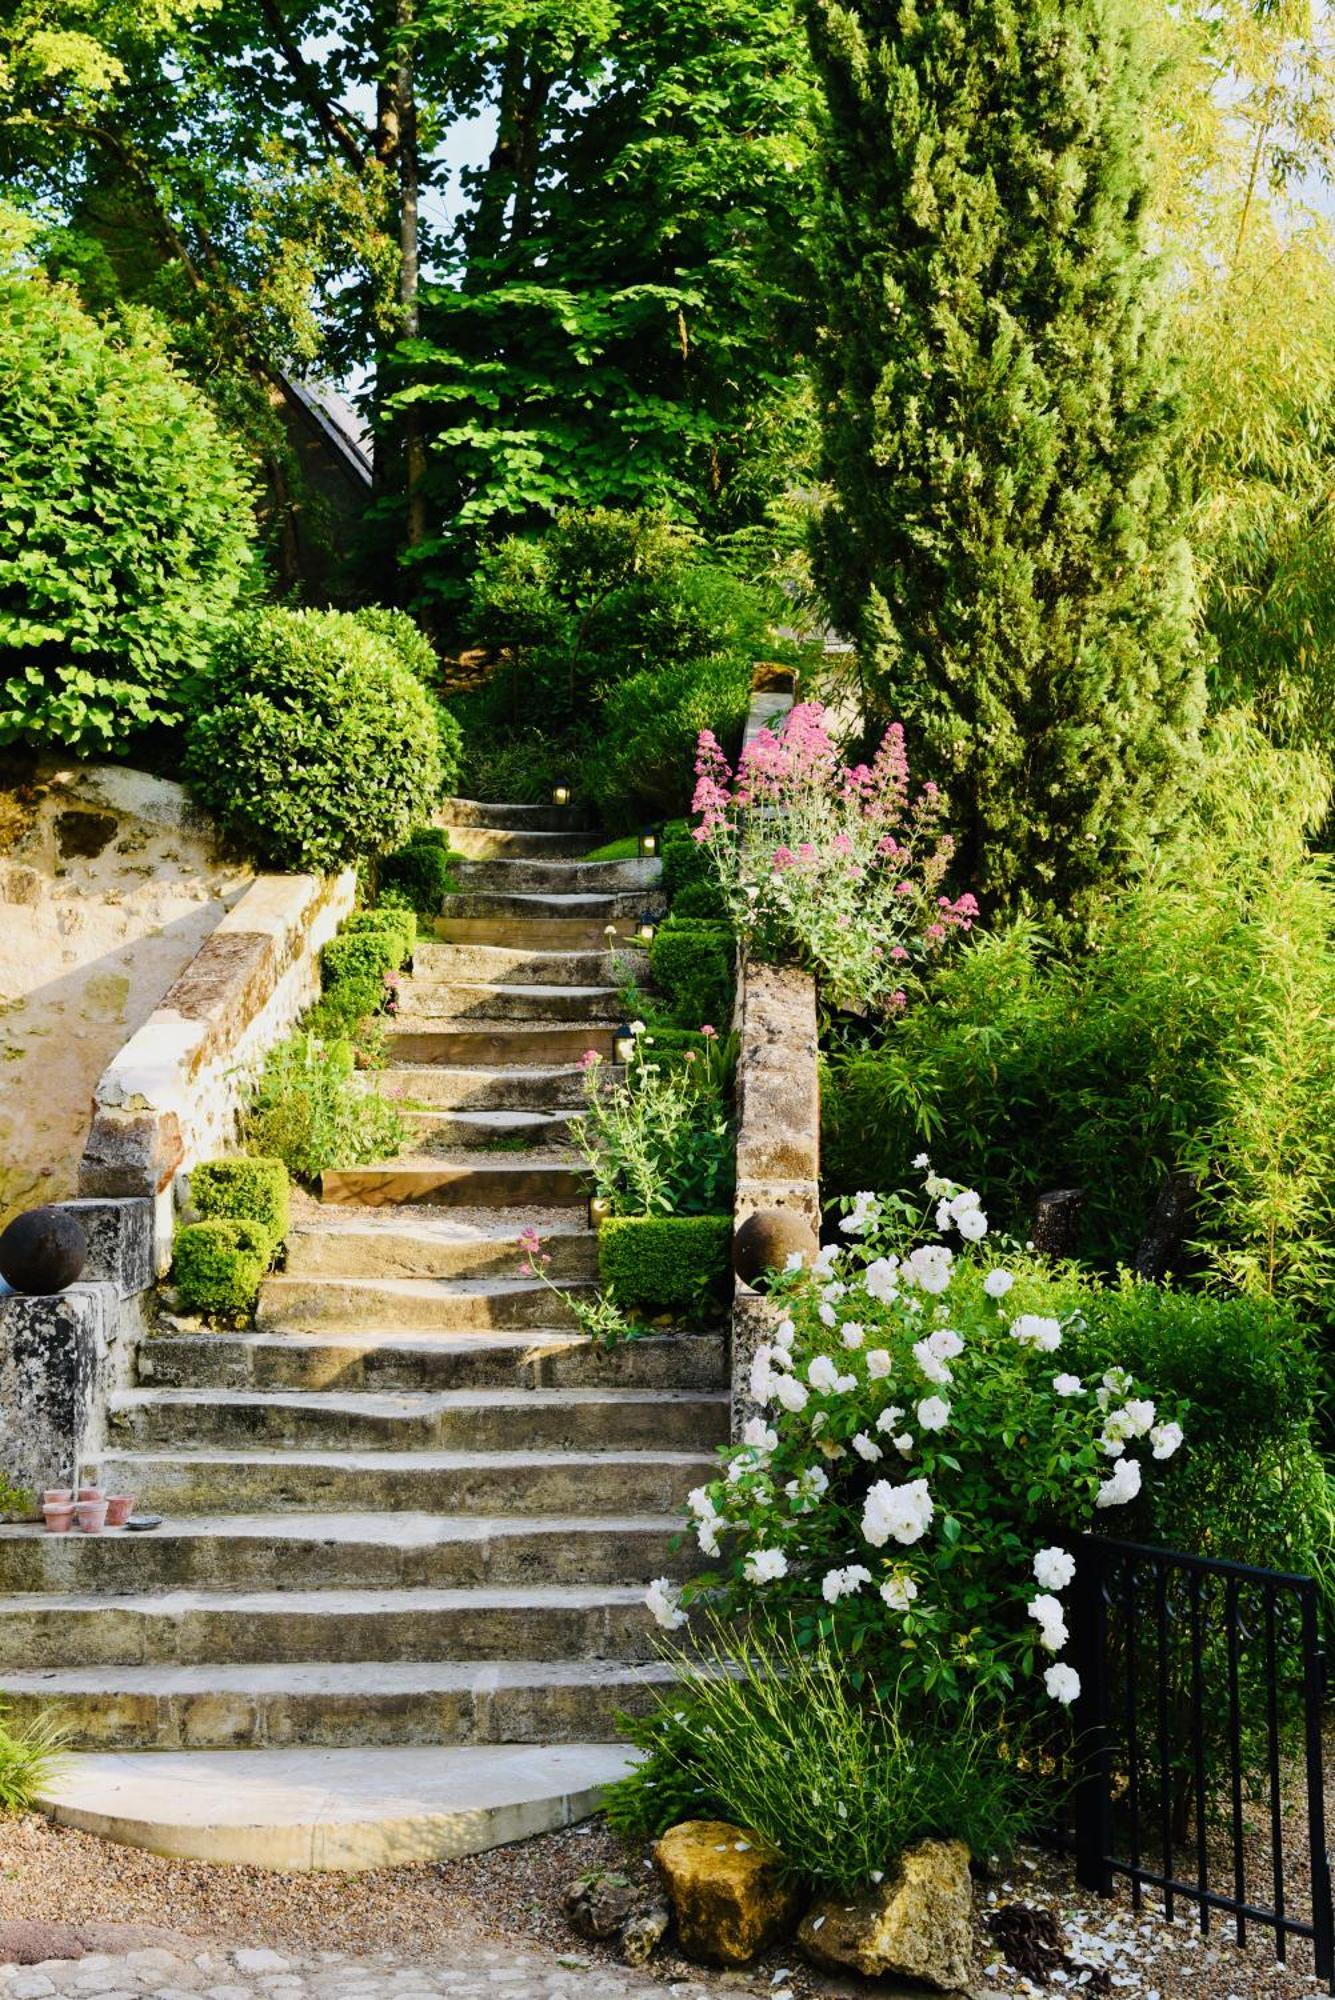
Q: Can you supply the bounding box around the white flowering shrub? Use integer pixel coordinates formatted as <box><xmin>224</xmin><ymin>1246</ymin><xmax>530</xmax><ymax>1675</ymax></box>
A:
<box><xmin>648</xmin><ymin>1164</ymin><xmax>1185</xmax><ymax>1710</ymax></box>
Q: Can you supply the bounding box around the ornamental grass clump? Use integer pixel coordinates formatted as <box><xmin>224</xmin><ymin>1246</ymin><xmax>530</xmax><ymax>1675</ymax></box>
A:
<box><xmin>646</xmin><ymin>1163</ymin><xmax>1184</xmax><ymax>1716</ymax></box>
<box><xmin>691</xmin><ymin>703</ymin><xmax>976</xmax><ymax>1013</ymax></box>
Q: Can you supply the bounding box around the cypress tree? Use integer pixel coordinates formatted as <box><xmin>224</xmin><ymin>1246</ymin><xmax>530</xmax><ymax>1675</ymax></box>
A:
<box><xmin>802</xmin><ymin>0</ymin><xmax>1204</xmax><ymax>915</ymax></box>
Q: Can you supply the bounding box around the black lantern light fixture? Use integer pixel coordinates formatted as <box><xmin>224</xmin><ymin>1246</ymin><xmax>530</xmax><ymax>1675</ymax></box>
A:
<box><xmin>552</xmin><ymin>781</ymin><xmax>571</xmax><ymax>808</ymax></box>
<box><xmin>589</xmin><ymin>1193</ymin><xmax>613</xmax><ymax>1229</ymax></box>
<box><xmin>638</xmin><ymin>825</ymin><xmax>659</xmax><ymax>859</ymax></box>
<box><xmin>636</xmin><ymin>911</ymin><xmax>657</xmax><ymax>944</ymax></box>
<box><xmin>614</xmin><ymin>1022</ymin><xmax>638</xmax><ymax>1064</ymax></box>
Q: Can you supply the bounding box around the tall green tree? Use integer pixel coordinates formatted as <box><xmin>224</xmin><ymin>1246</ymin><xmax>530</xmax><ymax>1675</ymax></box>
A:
<box><xmin>803</xmin><ymin>0</ymin><xmax>1204</xmax><ymax>918</ymax></box>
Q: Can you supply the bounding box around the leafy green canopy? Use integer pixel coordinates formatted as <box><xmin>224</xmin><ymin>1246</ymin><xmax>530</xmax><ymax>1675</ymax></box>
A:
<box><xmin>0</xmin><ymin>254</ymin><xmax>254</xmax><ymax>753</ymax></box>
<box><xmin>802</xmin><ymin>0</ymin><xmax>1204</xmax><ymax>918</ymax></box>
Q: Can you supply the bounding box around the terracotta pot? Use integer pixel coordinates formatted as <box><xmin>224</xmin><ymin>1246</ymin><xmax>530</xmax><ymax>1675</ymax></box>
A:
<box><xmin>74</xmin><ymin>1498</ymin><xmax>108</xmax><ymax>1534</ymax></box>
<box><xmin>42</xmin><ymin>1489</ymin><xmax>73</xmax><ymax>1507</ymax></box>
<box><xmin>42</xmin><ymin>1505</ymin><xmax>74</xmax><ymax>1535</ymax></box>
<box><xmin>104</xmin><ymin>1495</ymin><xmax>136</xmax><ymax>1528</ymax></box>
<box><xmin>77</xmin><ymin>1486</ymin><xmax>104</xmax><ymax>1503</ymax></box>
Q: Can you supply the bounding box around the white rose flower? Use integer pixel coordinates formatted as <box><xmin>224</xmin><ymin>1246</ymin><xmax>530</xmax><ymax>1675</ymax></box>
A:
<box><xmin>927</xmin><ymin>1327</ymin><xmax>964</xmax><ymax>1362</ymax></box>
<box><xmin>742</xmin><ymin>1417</ymin><xmax>778</xmax><ymax>1454</ymax></box>
<box><xmin>893</xmin><ymin>1432</ymin><xmax>915</xmax><ymax>1457</ymax></box>
<box><xmin>749</xmin><ymin>1346</ymin><xmax>775</xmax><ymax>1404</ymax></box>
<box><xmin>1027</xmin><ymin>1594</ymin><xmax>1069</xmax><ymax>1651</ymax></box>
<box><xmin>1034</xmin><ymin>1547</ymin><xmax>1076</xmax><ymax>1592</ymax></box>
<box><xmin>1096</xmin><ymin>1457</ymin><xmax>1143</xmax><ymax>1508</ymax></box>
<box><xmin>1052</xmin><ymin>1373</ymin><xmax>1083</xmax><ymax>1397</ymax></box>
<box><xmin>935</xmin><ymin>1200</ymin><xmax>954</xmax><ymax>1232</ymax></box>
<box><xmin>688</xmin><ymin>1485</ymin><xmax>718</xmax><ymax>1522</ymax></box>
<box><xmin>821</xmin><ymin>1281</ymin><xmax>848</xmax><ymax>1303</ymax></box>
<box><xmin>821</xmin><ymin>1563</ymin><xmax>872</xmax><ymax>1603</ymax></box>
<box><xmin>773</xmin><ymin>1372</ymin><xmax>810</xmax><ymax>1414</ymax></box>
<box><xmin>697</xmin><ymin>1518</ymin><xmax>720</xmax><ymax>1557</ymax></box>
<box><xmin>1045</xmin><ymin>1662</ymin><xmax>1081</xmax><ymax>1706</ymax></box>
<box><xmin>862</xmin><ymin>1477</ymin><xmax>934</xmax><ymax>1548</ymax></box>
<box><xmin>950</xmin><ymin>1188</ymin><xmax>982</xmax><ymax>1218</ymax></box>
<box><xmin>774</xmin><ymin>1318</ymin><xmax>796</xmax><ymax>1352</ymax></box>
<box><xmin>905</xmin><ymin>1244</ymin><xmax>954</xmax><ymax>1294</ymax></box>
<box><xmin>784</xmin><ymin>1250</ymin><xmax>807</xmax><ymax>1272</ymax></box>
<box><xmin>813</xmin><ymin>1244</ymin><xmax>840</xmax><ymax>1278</ymax></box>
<box><xmin>864</xmin><ymin>1258</ymin><xmax>900</xmax><ymax>1304</ymax></box>
<box><xmin>818</xmin><ymin>1302</ymin><xmax>838</xmax><ymax>1328</ymax></box>
<box><xmin>743</xmin><ymin>1547</ymin><xmax>789</xmax><ymax>1584</ymax></box>
<box><xmin>912</xmin><ymin>1338</ymin><xmax>952</xmax><ymax>1386</ymax></box>
<box><xmin>1099</xmin><ymin>1431</ymin><xmax>1127</xmax><ymax>1459</ymax></box>
<box><xmin>851</xmin><ymin>1431</ymin><xmax>883</xmax><ymax>1463</ymax></box>
<box><xmin>808</xmin><ymin>1354</ymin><xmax>840</xmax><ymax>1393</ymax></box>
<box><xmin>1151</xmin><ymin>1420</ymin><xmax>1183</xmax><ymax>1460</ymax></box>
<box><xmin>916</xmin><ymin>1395</ymin><xmax>950</xmax><ymax>1432</ymax></box>
<box><xmin>912</xmin><ymin>1152</ymin><xmax>931</xmax><ymax>1169</ymax></box>
<box><xmin>834</xmin><ymin>1370</ymin><xmax>858</xmax><ymax>1394</ymax></box>
<box><xmin>784</xmin><ymin>1466</ymin><xmax>829</xmax><ymax>1512</ymax></box>
<box><xmin>982</xmin><ymin>1267</ymin><xmax>1014</xmax><ymax>1298</ymax></box>
<box><xmin>875</xmin><ymin>1404</ymin><xmax>906</xmax><ymax>1434</ymax></box>
<box><xmin>1122</xmin><ymin>1398</ymin><xmax>1156</xmax><ymax>1438</ymax></box>
<box><xmin>645</xmin><ymin>1577</ymin><xmax>689</xmax><ymax>1630</ymax></box>
<box><xmin>865</xmin><ymin>1348</ymin><xmax>893</xmax><ymax>1379</ymax></box>
<box><xmin>840</xmin><ymin>1321</ymin><xmax>865</xmax><ymax>1349</ymax></box>
<box><xmin>880</xmin><ymin>1573</ymin><xmax>919</xmax><ymax>1613</ymax></box>
<box><xmin>1011</xmin><ymin>1313</ymin><xmax>1062</xmax><ymax>1352</ymax></box>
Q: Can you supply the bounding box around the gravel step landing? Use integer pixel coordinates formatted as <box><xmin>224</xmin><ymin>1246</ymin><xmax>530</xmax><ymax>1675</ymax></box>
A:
<box><xmin>0</xmin><ymin>1511</ymin><xmax>701</xmax><ymax>1592</ymax></box>
<box><xmin>35</xmin><ymin>1740</ymin><xmax>633</xmax><ymax>1868</ymax></box>
<box><xmin>258</xmin><ymin>1273</ymin><xmax>592</xmax><ymax>1333</ymax></box>
<box><xmin>1</xmin><ymin>1657</ymin><xmax>678</xmax><ymax>1751</ymax></box>
<box><xmin>0</xmin><ymin>1582</ymin><xmax>659</xmax><ymax>1668</ymax></box>
<box><xmin>89</xmin><ymin>1446</ymin><xmax>717</xmax><ymax>1517</ymax></box>
<box><xmin>317</xmin><ymin>1157</ymin><xmax>590</xmax><ymax>1208</ymax></box>
<box><xmin>136</xmin><ymin>1328</ymin><xmax>728</xmax><ymax>1395</ymax></box>
<box><xmin>107</xmin><ymin>1385</ymin><xmax>730</xmax><ymax>1454</ymax></box>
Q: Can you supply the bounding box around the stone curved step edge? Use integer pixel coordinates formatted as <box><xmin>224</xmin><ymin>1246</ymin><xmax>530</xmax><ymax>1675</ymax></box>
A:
<box><xmin>0</xmin><ymin>1508</ymin><xmax>689</xmax><ymax>1546</ymax></box>
<box><xmin>34</xmin><ymin>1743</ymin><xmax>634</xmax><ymax>1870</ymax></box>
<box><xmin>95</xmin><ymin>1446</ymin><xmax>716</xmax><ymax>1471</ymax></box>
<box><xmin>4</xmin><ymin>1658</ymin><xmax>677</xmax><ymax>1694</ymax></box>
<box><xmin>0</xmin><ymin>1582</ymin><xmax>652</xmax><ymax>1616</ymax></box>
<box><xmin>110</xmin><ymin>1387</ymin><xmax>729</xmax><ymax>1414</ymax></box>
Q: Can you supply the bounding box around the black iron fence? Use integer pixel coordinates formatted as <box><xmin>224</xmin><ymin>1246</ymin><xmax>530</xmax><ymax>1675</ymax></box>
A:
<box><xmin>1069</xmin><ymin>1535</ymin><xmax>1334</xmax><ymax>1989</ymax></box>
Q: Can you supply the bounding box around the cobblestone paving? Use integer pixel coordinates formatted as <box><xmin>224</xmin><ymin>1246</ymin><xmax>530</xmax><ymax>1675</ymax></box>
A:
<box><xmin>0</xmin><ymin>1947</ymin><xmax>774</xmax><ymax>2000</ymax></box>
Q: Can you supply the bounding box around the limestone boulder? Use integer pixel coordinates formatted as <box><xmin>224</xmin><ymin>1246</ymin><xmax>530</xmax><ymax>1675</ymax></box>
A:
<box><xmin>797</xmin><ymin>1838</ymin><xmax>974</xmax><ymax>1991</ymax></box>
<box><xmin>653</xmin><ymin>1819</ymin><xmax>801</xmax><ymax>1966</ymax></box>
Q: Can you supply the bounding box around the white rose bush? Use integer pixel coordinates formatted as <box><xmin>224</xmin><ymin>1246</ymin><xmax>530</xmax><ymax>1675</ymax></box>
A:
<box><xmin>648</xmin><ymin>1164</ymin><xmax>1185</xmax><ymax>1715</ymax></box>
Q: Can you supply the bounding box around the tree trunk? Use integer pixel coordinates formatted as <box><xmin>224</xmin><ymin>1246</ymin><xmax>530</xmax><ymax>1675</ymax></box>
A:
<box><xmin>393</xmin><ymin>0</ymin><xmax>426</xmax><ymax>551</ymax></box>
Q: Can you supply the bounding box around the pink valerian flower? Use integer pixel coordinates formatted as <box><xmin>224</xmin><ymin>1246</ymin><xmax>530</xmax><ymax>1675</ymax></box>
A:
<box><xmin>516</xmin><ymin>1225</ymin><xmax>551</xmax><ymax>1277</ymax></box>
<box><xmin>772</xmin><ymin>846</ymin><xmax>797</xmax><ymax>871</ymax></box>
<box><xmin>579</xmin><ymin>1048</ymin><xmax>602</xmax><ymax>1071</ymax></box>
<box><xmin>700</xmin><ymin>1024</ymin><xmax>718</xmax><ymax>1039</ymax></box>
<box><xmin>832</xmin><ymin>833</ymin><xmax>853</xmax><ymax>855</ymax></box>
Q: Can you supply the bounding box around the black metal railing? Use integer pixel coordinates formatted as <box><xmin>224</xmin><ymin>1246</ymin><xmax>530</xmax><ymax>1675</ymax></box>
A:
<box><xmin>1069</xmin><ymin>1535</ymin><xmax>1334</xmax><ymax>1989</ymax></box>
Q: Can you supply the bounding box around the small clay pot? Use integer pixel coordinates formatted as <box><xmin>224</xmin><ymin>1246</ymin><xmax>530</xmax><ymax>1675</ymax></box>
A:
<box><xmin>77</xmin><ymin>1486</ymin><xmax>104</xmax><ymax>1503</ymax></box>
<box><xmin>42</xmin><ymin>1506</ymin><xmax>74</xmax><ymax>1535</ymax></box>
<box><xmin>74</xmin><ymin>1499</ymin><xmax>107</xmax><ymax>1534</ymax></box>
<box><xmin>42</xmin><ymin>1489</ymin><xmax>73</xmax><ymax>1507</ymax></box>
<box><xmin>104</xmin><ymin>1495</ymin><xmax>135</xmax><ymax>1528</ymax></box>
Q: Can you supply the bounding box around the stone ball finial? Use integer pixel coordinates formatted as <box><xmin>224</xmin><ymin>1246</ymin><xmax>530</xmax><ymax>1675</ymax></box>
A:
<box><xmin>733</xmin><ymin>1207</ymin><xmax>819</xmax><ymax>1290</ymax></box>
<box><xmin>0</xmin><ymin>1206</ymin><xmax>88</xmax><ymax>1296</ymax></box>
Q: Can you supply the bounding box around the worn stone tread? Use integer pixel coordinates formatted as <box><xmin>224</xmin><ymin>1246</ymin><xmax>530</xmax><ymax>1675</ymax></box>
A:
<box><xmin>2</xmin><ymin>1658</ymin><xmax>676</xmax><ymax>1693</ymax></box>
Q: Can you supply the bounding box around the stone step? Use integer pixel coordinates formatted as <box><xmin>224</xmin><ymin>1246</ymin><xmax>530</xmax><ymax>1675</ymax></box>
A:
<box><xmin>404</xmin><ymin>1108</ymin><xmax>575</xmax><ymax>1151</ymax></box>
<box><xmin>384</xmin><ymin>1024</ymin><xmax>615</xmax><ymax>1068</ymax></box>
<box><xmin>445</xmin><ymin>828</ymin><xmax>596</xmax><ymax>860</ymax></box>
<box><xmin>137</xmin><ymin>1329</ymin><xmax>726</xmax><ymax>1395</ymax></box>
<box><xmin>450</xmin><ymin>858</ymin><xmax>661</xmax><ymax>895</ymax></box>
<box><xmin>259</xmin><ymin>1274</ymin><xmax>590</xmax><ymax>1332</ymax></box>
<box><xmin>280</xmin><ymin>1218</ymin><xmax>597</xmax><ymax>1281</ymax></box>
<box><xmin>378</xmin><ymin>1063</ymin><xmax>609</xmax><ymax>1112</ymax></box>
<box><xmin>396</xmin><ymin>984</ymin><xmax>619</xmax><ymax>1024</ymax></box>
<box><xmin>35</xmin><ymin>1742</ymin><xmax>634</xmax><ymax>1870</ymax></box>
<box><xmin>434</xmin><ymin>917</ymin><xmax>629</xmax><ymax>951</ymax></box>
<box><xmin>108</xmin><ymin>1386</ymin><xmax>730</xmax><ymax>1454</ymax></box>
<box><xmin>439</xmin><ymin>799</ymin><xmax>596</xmax><ymax>833</ymax></box>
<box><xmin>89</xmin><ymin>1447</ymin><xmax>716</xmax><ymax>1516</ymax></box>
<box><xmin>318</xmin><ymin>1158</ymin><xmax>590</xmax><ymax>1208</ymax></box>
<box><xmin>414</xmin><ymin>942</ymin><xmax>623</xmax><ymax>986</ymax></box>
<box><xmin>0</xmin><ymin>1511</ymin><xmax>699</xmax><ymax>1593</ymax></box>
<box><xmin>0</xmin><ymin>1657</ymin><xmax>676</xmax><ymax>1751</ymax></box>
<box><xmin>438</xmin><ymin>892</ymin><xmax>665</xmax><ymax>925</ymax></box>
<box><xmin>0</xmin><ymin>1584</ymin><xmax>659</xmax><ymax>1669</ymax></box>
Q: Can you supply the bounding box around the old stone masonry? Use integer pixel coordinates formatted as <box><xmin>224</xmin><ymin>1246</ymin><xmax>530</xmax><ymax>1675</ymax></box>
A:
<box><xmin>0</xmin><ymin>800</ymin><xmax>727</xmax><ymax>1863</ymax></box>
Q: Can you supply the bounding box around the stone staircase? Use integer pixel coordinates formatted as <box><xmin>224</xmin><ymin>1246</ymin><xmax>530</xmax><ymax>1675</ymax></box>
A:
<box><xmin>0</xmin><ymin>800</ymin><xmax>727</xmax><ymax>1867</ymax></box>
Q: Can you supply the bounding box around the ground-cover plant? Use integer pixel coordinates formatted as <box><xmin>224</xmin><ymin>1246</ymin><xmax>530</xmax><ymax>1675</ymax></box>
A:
<box><xmin>648</xmin><ymin>1165</ymin><xmax>1184</xmax><ymax>1716</ymax></box>
<box><xmin>244</xmin><ymin>1033</ymin><xmax>406</xmax><ymax>1185</ymax></box>
<box><xmin>0</xmin><ymin>1707</ymin><xmax>65</xmax><ymax>1811</ymax></box>
<box><xmin>0</xmin><ymin>253</ymin><xmax>255</xmax><ymax>755</ymax></box>
<box><xmin>692</xmin><ymin>703</ymin><xmax>976</xmax><ymax>1014</ymax></box>
<box><xmin>185</xmin><ymin>607</ymin><xmax>443</xmax><ymax>871</ymax></box>
<box><xmin>571</xmin><ymin>1034</ymin><xmax>734</xmax><ymax>1217</ymax></box>
<box><xmin>607</xmin><ymin>1620</ymin><xmax>1043</xmax><ymax>1886</ymax></box>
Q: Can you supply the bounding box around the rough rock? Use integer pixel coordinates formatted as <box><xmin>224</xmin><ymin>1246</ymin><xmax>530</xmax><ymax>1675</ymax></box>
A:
<box><xmin>653</xmin><ymin>1820</ymin><xmax>800</xmax><ymax>1967</ymax></box>
<box><xmin>618</xmin><ymin>1894</ymin><xmax>670</xmax><ymax>1967</ymax></box>
<box><xmin>561</xmin><ymin>1871</ymin><xmax>639</xmax><ymax>1942</ymax></box>
<box><xmin>0</xmin><ymin>1923</ymin><xmax>87</xmax><ymax>1965</ymax></box>
<box><xmin>797</xmin><ymin>1838</ymin><xmax>974</xmax><ymax>1991</ymax></box>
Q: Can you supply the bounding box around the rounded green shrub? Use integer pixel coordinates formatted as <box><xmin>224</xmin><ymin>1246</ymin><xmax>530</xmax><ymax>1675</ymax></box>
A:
<box><xmin>378</xmin><ymin>827</ymin><xmax>456</xmax><ymax>916</ymax></box>
<box><xmin>345</xmin><ymin>907</ymin><xmax>417</xmax><ymax>968</ymax></box>
<box><xmin>0</xmin><ymin>269</ymin><xmax>255</xmax><ymax>754</ymax></box>
<box><xmin>592</xmin><ymin>654</ymin><xmax>754</xmax><ymax>824</ymax></box>
<box><xmin>353</xmin><ymin>608</ymin><xmax>463</xmax><ymax>794</ymax></box>
<box><xmin>185</xmin><ymin>608</ymin><xmax>443</xmax><ymax>871</ymax></box>
<box><xmin>189</xmin><ymin>1156</ymin><xmax>290</xmax><ymax>1245</ymax></box>
<box><xmin>173</xmin><ymin>1218</ymin><xmax>270</xmax><ymax>1317</ymax></box>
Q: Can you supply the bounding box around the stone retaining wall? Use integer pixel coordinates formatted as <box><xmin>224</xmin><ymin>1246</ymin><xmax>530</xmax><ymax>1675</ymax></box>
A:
<box><xmin>729</xmin><ymin>671</ymin><xmax>820</xmax><ymax>1435</ymax></box>
<box><xmin>79</xmin><ymin>868</ymin><xmax>356</xmax><ymax>1260</ymax></box>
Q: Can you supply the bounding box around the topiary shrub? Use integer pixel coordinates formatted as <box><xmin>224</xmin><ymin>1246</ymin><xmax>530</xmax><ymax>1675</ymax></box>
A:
<box><xmin>591</xmin><ymin>654</ymin><xmax>755</xmax><ymax>825</ymax></box>
<box><xmin>190</xmin><ymin>1156</ymin><xmax>289</xmax><ymax>1246</ymax></box>
<box><xmin>345</xmin><ymin>906</ymin><xmax>417</xmax><ymax>967</ymax></box>
<box><xmin>663</xmin><ymin>821</ymin><xmax>726</xmax><ymax>919</ymax></box>
<box><xmin>649</xmin><ymin>917</ymin><xmax>735</xmax><ymax>1031</ymax></box>
<box><xmin>184</xmin><ymin>608</ymin><xmax>443</xmax><ymax>871</ymax></box>
<box><xmin>173</xmin><ymin>1218</ymin><xmax>270</xmax><ymax>1317</ymax></box>
<box><xmin>0</xmin><ymin>268</ymin><xmax>255</xmax><ymax>754</ymax></box>
<box><xmin>379</xmin><ymin>827</ymin><xmax>456</xmax><ymax>916</ymax></box>
<box><xmin>598</xmin><ymin>1214</ymin><xmax>733</xmax><ymax>1312</ymax></box>
<box><xmin>353</xmin><ymin>608</ymin><xmax>463</xmax><ymax>794</ymax></box>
